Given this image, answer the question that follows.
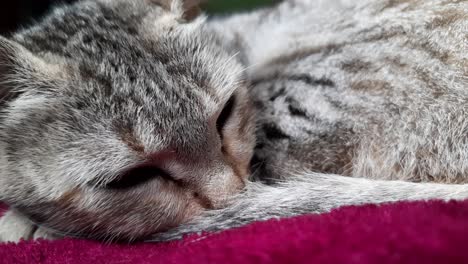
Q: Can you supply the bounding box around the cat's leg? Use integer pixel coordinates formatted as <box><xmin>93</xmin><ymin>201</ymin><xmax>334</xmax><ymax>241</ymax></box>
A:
<box><xmin>0</xmin><ymin>209</ymin><xmax>36</xmax><ymax>242</ymax></box>
<box><xmin>151</xmin><ymin>172</ymin><xmax>468</xmax><ymax>241</ymax></box>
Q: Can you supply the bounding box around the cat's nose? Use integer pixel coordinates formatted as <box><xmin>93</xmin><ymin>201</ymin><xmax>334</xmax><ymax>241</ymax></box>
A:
<box><xmin>203</xmin><ymin>169</ymin><xmax>246</xmax><ymax>209</ymax></box>
<box><xmin>145</xmin><ymin>150</ymin><xmax>177</xmax><ymax>162</ymax></box>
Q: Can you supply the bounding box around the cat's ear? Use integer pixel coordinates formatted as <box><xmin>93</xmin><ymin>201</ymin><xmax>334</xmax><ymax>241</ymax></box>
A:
<box><xmin>0</xmin><ymin>37</ymin><xmax>24</xmax><ymax>108</ymax></box>
<box><xmin>151</xmin><ymin>0</ymin><xmax>206</xmax><ymax>22</ymax></box>
<box><xmin>0</xmin><ymin>36</ymin><xmax>59</xmax><ymax>108</ymax></box>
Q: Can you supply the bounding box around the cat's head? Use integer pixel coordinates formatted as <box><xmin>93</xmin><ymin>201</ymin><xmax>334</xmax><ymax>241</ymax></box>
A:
<box><xmin>0</xmin><ymin>0</ymin><xmax>255</xmax><ymax>241</ymax></box>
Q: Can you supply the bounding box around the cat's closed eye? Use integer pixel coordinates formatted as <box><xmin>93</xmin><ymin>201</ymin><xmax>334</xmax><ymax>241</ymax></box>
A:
<box><xmin>216</xmin><ymin>96</ymin><xmax>236</xmax><ymax>137</ymax></box>
<box><xmin>103</xmin><ymin>166</ymin><xmax>171</xmax><ymax>190</ymax></box>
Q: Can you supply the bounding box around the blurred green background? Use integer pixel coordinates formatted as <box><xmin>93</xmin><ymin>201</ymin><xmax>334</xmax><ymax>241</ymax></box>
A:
<box><xmin>1</xmin><ymin>0</ymin><xmax>279</xmax><ymax>34</ymax></box>
<box><xmin>204</xmin><ymin>0</ymin><xmax>278</xmax><ymax>13</ymax></box>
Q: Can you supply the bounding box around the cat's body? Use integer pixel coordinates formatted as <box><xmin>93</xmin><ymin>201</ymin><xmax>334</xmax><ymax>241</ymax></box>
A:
<box><xmin>1</xmin><ymin>0</ymin><xmax>468</xmax><ymax>242</ymax></box>
<box><xmin>154</xmin><ymin>0</ymin><xmax>468</xmax><ymax>240</ymax></box>
<box><xmin>213</xmin><ymin>0</ymin><xmax>468</xmax><ymax>183</ymax></box>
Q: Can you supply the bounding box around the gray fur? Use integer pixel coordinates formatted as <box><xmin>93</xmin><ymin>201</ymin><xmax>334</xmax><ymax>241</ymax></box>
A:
<box><xmin>152</xmin><ymin>173</ymin><xmax>468</xmax><ymax>241</ymax></box>
<box><xmin>155</xmin><ymin>0</ymin><xmax>468</xmax><ymax>240</ymax></box>
<box><xmin>0</xmin><ymin>0</ymin><xmax>254</xmax><ymax>242</ymax></box>
<box><xmin>0</xmin><ymin>0</ymin><xmax>468</xmax><ymax>242</ymax></box>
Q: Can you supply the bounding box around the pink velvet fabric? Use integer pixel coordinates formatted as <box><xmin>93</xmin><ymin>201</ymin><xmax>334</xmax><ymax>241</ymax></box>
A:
<box><xmin>1</xmin><ymin>200</ymin><xmax>468</xmax><ymax>264</ymax></box>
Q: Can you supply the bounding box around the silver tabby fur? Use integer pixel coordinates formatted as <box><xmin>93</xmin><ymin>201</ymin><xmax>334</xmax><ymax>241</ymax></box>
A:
<box><xmin>0</xmin><ymin>0</ymin><xmax>468</xmax><ymax>242</ymax></box>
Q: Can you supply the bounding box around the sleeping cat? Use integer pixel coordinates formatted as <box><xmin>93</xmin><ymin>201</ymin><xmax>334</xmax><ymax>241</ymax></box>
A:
<box><xmin>0</xmin><ymin>0</ymin><xmax>467</xmax><ymax>242</ymax></box>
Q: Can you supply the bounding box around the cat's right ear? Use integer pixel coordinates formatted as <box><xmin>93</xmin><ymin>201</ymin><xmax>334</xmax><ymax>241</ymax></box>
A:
<box><xmin>151</xmin><ymin>0</ymin><xmax>207</xmax><ymax>22</ymax></box>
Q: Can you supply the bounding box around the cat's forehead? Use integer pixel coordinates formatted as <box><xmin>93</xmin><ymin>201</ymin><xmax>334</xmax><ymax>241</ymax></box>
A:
<box><xmin>5</xmin><ymin>0</ymin><xmax>245</xmax><ymax>149</ymax></box>
<box><xmin>14</xmin><ymin>0</ymin><xmax>242</xmax><ymax>107</ymax></box>
<box><xmin>68</xmin><ymin>51</ymin><xmax>221</xmax><ymax>120</ymax></box>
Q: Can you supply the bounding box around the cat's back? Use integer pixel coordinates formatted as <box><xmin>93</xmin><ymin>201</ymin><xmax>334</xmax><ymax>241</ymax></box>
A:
<box><xmin>228</xmin><ymin>0</ymin><xmax>468</xmax><ymax>183</ymax></box>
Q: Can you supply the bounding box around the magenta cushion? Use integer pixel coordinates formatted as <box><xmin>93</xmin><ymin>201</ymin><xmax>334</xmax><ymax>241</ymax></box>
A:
<box><xmin>1</xmin><ymin>200</ymin><xmax>468</xmax><ymax>264</ymax></box>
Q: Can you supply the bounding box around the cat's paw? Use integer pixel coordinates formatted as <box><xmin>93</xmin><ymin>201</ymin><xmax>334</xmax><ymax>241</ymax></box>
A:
<box><xmin>0</xmin><ymin>209</ymin><xmax>35</xmax><ymax>243</ymax></box>
<box><xmin>33</xmin><ymin>226</ymin><xmax>59</xmax><ymax>240</ymax></box>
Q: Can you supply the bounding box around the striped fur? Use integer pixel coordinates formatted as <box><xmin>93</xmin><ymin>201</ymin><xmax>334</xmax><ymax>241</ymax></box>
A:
<box><xmin>1</xmin><ymin>0</ymin><xmax>468</xmax><ymax>242</ymax></box>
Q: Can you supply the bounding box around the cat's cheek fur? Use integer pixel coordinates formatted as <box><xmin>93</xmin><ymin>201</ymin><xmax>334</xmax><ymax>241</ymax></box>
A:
<box><xmin>8</xmin><ymin>180</ymin><xmax>209</xmax><ymax>241</ymax></box>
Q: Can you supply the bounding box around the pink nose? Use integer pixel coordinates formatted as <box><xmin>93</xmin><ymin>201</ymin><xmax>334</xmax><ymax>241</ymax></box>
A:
<box><xmin>145</xmin><ymin>150</ymin><xmax>177</xmax><ymax>162</ymax></box>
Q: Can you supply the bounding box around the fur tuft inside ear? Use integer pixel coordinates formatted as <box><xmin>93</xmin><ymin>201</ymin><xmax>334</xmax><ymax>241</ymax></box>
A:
<box><xmin>150</xmin><ymin>0</ymin><xmax>206</xmax><ymax>22</ymax></box>
<box><xmin>0</xmin><ymin>37</ymin><xmax>62</xmax><ymax>109</ymax></box>
<box><xmin>0</xmin><ymin>37</ymin><xmax>23</xmax><ymax>108</ymax></box>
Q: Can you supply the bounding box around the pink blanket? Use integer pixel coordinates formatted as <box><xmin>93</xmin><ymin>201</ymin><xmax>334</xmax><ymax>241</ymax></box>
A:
<box><xmin>1</xmin><ymin>200</ymin><xmax>468</xmax><ymax>264</ymax></box>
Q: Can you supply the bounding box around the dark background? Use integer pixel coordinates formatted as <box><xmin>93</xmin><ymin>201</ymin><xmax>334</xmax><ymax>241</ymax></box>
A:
<box><xmin>0</xmin><ymin>1</ymin><xmax>277</xmax><ymax>35</ymax></box>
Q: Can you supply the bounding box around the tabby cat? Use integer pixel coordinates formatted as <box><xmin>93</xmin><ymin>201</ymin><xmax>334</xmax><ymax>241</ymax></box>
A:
<box><xmin>0</xmin><ymin>0</ymin><xmax>467</xmax><ymax>242</ymax></box>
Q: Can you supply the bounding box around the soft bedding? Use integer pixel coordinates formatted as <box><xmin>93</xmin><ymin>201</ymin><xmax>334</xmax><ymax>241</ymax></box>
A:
<box><xmin>2</xmin><ymin>200</ymin><xmax>468</xmax><ymax>264</ymax></box>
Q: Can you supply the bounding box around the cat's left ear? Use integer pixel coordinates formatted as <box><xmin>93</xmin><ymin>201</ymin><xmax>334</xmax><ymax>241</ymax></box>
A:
<box><xmin>0</xmin><ymin>37</ymin><xmax>33</xmax><ymax>108</ymax></box>
<box><xmin>152</xmin><ymin>0</ymin><xmax>206</xmax><ymax>22</ymax></box>
<box><xmin>0</xmin><ymin>36</ymin><xmax>64</xmax><ymax>109</ymax></box>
